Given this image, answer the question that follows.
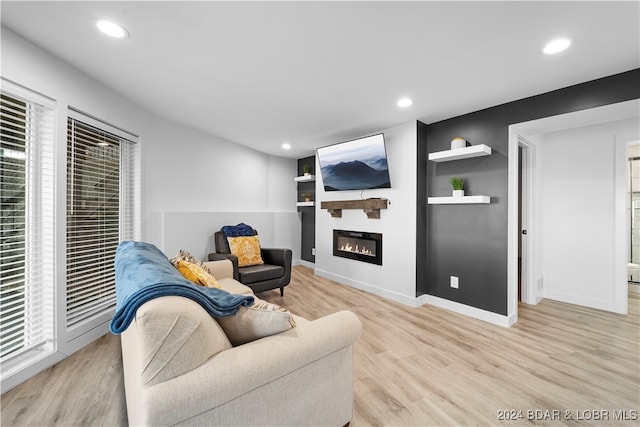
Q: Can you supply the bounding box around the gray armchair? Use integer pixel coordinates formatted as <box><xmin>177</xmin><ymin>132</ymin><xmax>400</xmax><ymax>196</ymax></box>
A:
<box><xmin>209</xmin><ymin>230</ymin><xmax>292</xmax><ymax>296</ymax></box>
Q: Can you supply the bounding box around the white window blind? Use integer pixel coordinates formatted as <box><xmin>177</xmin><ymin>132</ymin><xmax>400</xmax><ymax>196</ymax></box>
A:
<box><xmin>0</xmin><ymin>89</ymin><xmax>55</xmax><ymax>363</ymax></box>
<box><xmin>66</xmin><ymin>115</ymin><xmax>138</xmax><ymax>328</ymax></box>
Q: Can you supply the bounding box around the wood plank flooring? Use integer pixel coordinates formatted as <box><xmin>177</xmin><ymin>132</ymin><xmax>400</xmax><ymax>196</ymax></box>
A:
<box><xmin>2</xmin><ymin>265</ymin><xmax>638</xmax><ymax>426</ymax></box>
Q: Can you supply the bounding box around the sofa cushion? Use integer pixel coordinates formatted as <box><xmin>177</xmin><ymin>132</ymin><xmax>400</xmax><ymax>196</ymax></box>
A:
<box><xmin>216</xmin><ymin>299</ymin><xmax>296</xmax><ymax>346</ymax></box>
<box><xmin>238</xmin><ymin>264</ymin><xmax>284</xmax><ymax>284</ymax></box>
<box><xmin>227</xmin><ymin>236</ymin><xmax>264</xmax><ymax>267</ymax></box>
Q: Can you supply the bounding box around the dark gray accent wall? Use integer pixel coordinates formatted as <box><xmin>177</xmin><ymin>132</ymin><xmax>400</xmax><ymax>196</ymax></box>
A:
<box><xmin>297</xmin><ymin>156</ymin><xmax>316</xmax><ymax>263</ymax></box>
<box><xmin>420</xmin><ymin>69</ymin><xmax>640</xmax><ymax>315</ymax></box>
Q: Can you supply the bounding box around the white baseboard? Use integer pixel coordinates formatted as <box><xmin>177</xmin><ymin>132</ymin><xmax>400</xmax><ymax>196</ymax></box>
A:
<box><xmin>543</xmin><ymin>289</ymin><xmax>621</xmax><ymax>314</ymax></box>
<box><xmin>315</xmin><ymin>269</ymin><xmax>424</xmax><ymax>307</ymax></box>
<box><xmin>419</xmin><ymin>294</ymin><xmax>516</xmax><ymax>327</ymax></box>
<box><xmin>297</xmin><ymin>259</ymin><xmax>315</xmax><ymax>269</ymax></box>
<box><xmin>314</xmin><ymin>268</ymin><xmax>514</xmax><ymax>327</ymax></box>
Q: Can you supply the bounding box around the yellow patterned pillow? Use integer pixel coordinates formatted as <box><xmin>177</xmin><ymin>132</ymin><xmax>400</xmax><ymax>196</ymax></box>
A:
<box><xmin>171</xmin><ymin>250</ymin><xmax>223</xmax><ymax>289</ymax></box>
<box><xmin>174</xmin><ymin>259</ymin><xmax>222</xmax><ymax>288</ymax></box>
<box><xmin>227</xmin><ymin>236</ymin><xmax>264</xmax><ymax>267</ymax></box>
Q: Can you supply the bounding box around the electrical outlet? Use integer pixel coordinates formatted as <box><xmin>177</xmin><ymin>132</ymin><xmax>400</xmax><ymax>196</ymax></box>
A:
<box><xmin>311</xmin><ymin>247</ymin><xmax>316</xmax><ymax>256</ymax></box>
<box><xmin>450</xmin><ymin>276</ymin><xmax>459</xmax><ymax>289</ymax></box>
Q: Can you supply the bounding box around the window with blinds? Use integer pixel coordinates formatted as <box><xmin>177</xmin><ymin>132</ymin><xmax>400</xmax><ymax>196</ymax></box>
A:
<box><xmin>66</xmin><ymin>116</ymin><xmax>138</xmax><ymax>328</ymax></box>
<box><xmin>0</xmin><ymin>91</ymin><xmax>55</xmax><ymax>362</ymax></box>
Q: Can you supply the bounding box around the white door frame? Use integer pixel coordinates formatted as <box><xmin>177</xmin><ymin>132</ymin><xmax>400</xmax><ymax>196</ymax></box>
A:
<box><xmin>508</xmin><ymin>132</ymin><xmax>541</xmax><ymax>322</ymax></box>
<box><xmin>517</xmin><ymin>136</ymin><xmax>541</xmax><ymax>305</ymax></box>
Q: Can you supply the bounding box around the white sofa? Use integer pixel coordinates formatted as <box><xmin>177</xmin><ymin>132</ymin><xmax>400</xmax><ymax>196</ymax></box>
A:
<box><xmin>120</xmin><ymin>259</ymin><xmax>362</xmax><ymax>426</ymax></box>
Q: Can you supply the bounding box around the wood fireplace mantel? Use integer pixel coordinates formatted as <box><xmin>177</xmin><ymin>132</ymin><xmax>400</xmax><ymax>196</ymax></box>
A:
<box><xmin>320</xmin><ymin>198</ymin><xmax>388</xmax><ymax>219</ymax></box>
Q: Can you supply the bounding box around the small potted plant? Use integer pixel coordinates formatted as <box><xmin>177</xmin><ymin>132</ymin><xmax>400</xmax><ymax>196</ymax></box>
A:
<box><xmin>302</xmin><ymin>165</ymin><xmax>312</xmax><ymax>176</ymax></box>
<box><xmin>450</xmin><ymin>177</ymin><xmax>464</xmax><ymax>197</ymax></box>
<box><xmin>302</xmin><ymin>192</ymin><xmax>312</xmax><ymax>202</ymax></box>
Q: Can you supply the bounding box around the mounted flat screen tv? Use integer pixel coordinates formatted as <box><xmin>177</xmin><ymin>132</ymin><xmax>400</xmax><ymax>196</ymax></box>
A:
<box><xmin>317</xmin><ymin>133</ymin><xmax>391</xmax><ymax>191</ymax></box>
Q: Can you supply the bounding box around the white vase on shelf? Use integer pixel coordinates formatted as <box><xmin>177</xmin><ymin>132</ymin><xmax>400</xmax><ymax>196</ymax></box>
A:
<box><xmin>451</xmin><ymin>137</ymin><xmax>466</xmax><ymax>150</ymax></box>
<box><xmin>453</xmin><ymin>190</ymin><xmax>465</xmax><ymax>197</ymax></box>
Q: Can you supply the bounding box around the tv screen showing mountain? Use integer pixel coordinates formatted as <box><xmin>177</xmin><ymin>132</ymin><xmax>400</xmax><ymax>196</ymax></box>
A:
<box><xmin>317</xmin><ymin>134</ymin><xmax>391</xmax><ymax>191</ymax></box>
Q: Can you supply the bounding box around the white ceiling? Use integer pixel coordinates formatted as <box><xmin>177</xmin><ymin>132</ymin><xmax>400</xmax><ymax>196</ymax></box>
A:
<box><xmin>2</xmin><ymin>1</ymin><xmax>638</xmax><ymax>158</ymax></box>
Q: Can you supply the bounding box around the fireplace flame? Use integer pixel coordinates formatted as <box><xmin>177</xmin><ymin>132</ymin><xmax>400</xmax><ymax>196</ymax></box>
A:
<box><xmin>339</xmin><ymin>243</ymin><xmax>374</xmax><ymax>256</ymax></box>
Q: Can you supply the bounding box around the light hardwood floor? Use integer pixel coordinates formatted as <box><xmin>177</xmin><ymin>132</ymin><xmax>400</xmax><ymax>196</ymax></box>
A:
<box><xmin>2</xmin><ymin>266</ymin><xmax>639</xmax><ymax>426</ymax></box>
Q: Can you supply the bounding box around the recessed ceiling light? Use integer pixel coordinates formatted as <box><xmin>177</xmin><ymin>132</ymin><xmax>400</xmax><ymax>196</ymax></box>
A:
<box><xmin>542</xmin><ymin>37</ymin><xmax>573</xmax><ymax>54</ymax></box>
<box><xmin>397</xmin><ymin>98</ymin><xmax>413</xmax><ymax>108</ymax></box>
<box><xmin>281</xmin><ymin>143</ymin><xmax>291</xmax><ymax>150</ymax></box>
<box><xmin>96</xmin><ymin>20</ymin><xmax>129</xmax><ymax>38</ymax></box>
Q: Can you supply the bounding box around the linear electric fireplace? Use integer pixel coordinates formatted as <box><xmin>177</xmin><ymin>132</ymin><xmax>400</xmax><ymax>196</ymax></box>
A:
<box><xmin>333</xmin><ymin>229</ymin><xmax>382</xmax><ymax>265</ymax></box>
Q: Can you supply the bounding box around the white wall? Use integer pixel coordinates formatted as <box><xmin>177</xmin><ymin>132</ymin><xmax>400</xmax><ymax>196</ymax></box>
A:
<box><xmin>2</xmin><ymin>27</ymin><xmax>298</xmax><ymax>255</ymax></box>
<box><xmin>314</xmin><ymin>121</ymin><xmax>418</xmax><ymax>305</ymax></box>
<box><xmin>141</xmin><ymin>114</ymin><xmax>300</xmax><ymax>260</ymax></box>
<box><xmin>150</xmin><ymin>212</ymin><xmax>300</xmax><ymax>262</ymax></box>
<box><xmin>142</xmin><ymin>115</ymin><xmax>296</xmax><ymax>216</ymax></box>
<box><xmin>540</xmin><ymin>117</ymin><xmax>639</xmax><ymax>312</ymax></box>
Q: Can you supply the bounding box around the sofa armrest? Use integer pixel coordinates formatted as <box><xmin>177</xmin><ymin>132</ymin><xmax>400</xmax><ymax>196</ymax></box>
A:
<box><xmin>261</xmin><ymin>248</ymin><xmax>292</xmax><ymax>287</ymax></box>
<box><xmin>207</xmin><ymin>253</ymin><xmax>239</xmax><ymax>280</ymax></box>
<box><xmin>202</xmin><ymin>259</ymin><xmax>235</xmax><ymax>280</ymax></box>
<box><xmin>142</xmin><ymin>310</ymin><xmax>362</xmax><ymax>426</ymax></box>
<box><xmin>260</xmin><ymin>247</ymin><xmax>292</xmax><ymax>268</ymax></box>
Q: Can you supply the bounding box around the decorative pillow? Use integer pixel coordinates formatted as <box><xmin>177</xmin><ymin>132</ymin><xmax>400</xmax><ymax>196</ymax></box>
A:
<box><xmin>171</xmin><ymin>249</ymin><xmax>206</xmax><ymax>267</ymax></box>
<box><xmin>227</xmin><ymin>236</ymin><xmax>264</xmax><ymax>267</ymax></box>
<box><xmin>171</xmin><ymin>250</ymin><xmax>222</xmax><ymax>289</ymax></box>
<box><xmin>173</xmin><ymin>259</ymin><xmax>222</xmax><ymax>288</ymax></box>
<box><xmin>216</xmin><ymin>299</ymin><xmax>296</xmax><ymax>346</ymax></box>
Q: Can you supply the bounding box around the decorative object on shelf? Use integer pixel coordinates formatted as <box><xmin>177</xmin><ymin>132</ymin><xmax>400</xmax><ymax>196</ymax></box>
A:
<box><xmin>451</xmin><ymin>137</ymin><xmax>467</xmax><ymax>150</ymax></box>
<box><xmin>303</xmin><ymin>164</ymin><xmax>312</xmax><ymax>176</ymax></box>
<box><xmin>450</xmin><ymin>177</ymin><xmax>465</xmax><ymax>197</ymax></box>
<box><xmin>302</xmin><ymin>192</ymin><xmax>312</xmax><ymax>203</ymax></box>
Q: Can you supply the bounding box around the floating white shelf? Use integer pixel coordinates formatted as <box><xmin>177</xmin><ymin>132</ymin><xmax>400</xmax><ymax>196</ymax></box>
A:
<box><xmin>296</xmin><ymin>201</ymin><xmax>315</xmax><ymax>207</ymax></box>
<box><xmin>294</xmin><ymin>175</ymin><xmax>315</xmax><ymax>182</ymax></box>
<box><xmin>428</xmin><ymin>196</ymin><xmax>491</xmax><ymax>204</ymax></box>
<box><xmin>428</xmin><ymin>144</ymin><xmax>492</xmax><ymax>162</ymax></box>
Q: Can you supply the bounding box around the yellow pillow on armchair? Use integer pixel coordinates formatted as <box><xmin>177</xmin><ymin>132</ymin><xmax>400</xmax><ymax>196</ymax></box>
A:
<box><xmin>227</xmin><ymin>236</ymin><xmax>264</xmax><ymax>267</ymax></box>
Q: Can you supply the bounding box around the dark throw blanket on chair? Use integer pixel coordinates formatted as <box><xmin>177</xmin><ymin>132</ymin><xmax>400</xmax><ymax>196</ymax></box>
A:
<box><xmin>221</xmin><ymin>222</ymin><xmax>256</xmax><ymax>238</ymax></box>
<box><xmin>110</xmin><ymin>241</ymin><xmax>254</xmax><ymax>334</ymax></box>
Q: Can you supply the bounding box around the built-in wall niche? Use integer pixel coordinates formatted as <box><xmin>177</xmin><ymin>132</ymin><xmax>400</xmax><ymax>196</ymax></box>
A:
<box><xmin>295</xmin><ymin>163</ymin><xmax>316</xmax><ymax>207</ymax></box>
<box><xmin>297</xmin><ymin>155</ymin><xmax>316</xmax><ymax>264</ymax></box>
<box><xmin>428</xmin><ymin>143</ymin><xmax>492</xmax><ymax>204</ymax></box>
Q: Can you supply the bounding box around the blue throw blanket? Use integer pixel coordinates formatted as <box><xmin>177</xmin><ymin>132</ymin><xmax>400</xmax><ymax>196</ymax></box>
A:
<box><xmin>221</xmin><ymin>222</ymin><xmax>256</xmax><ymax>238</ymax></box>
<box><xmin>109</xmin><ymin>241</ymin><xmax>254</xmax><ymax>334</ymax></box>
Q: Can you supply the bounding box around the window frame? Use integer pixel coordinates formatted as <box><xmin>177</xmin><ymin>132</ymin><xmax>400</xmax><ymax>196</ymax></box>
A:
<box><xmin>0</xmin><ymin>78</ymin><xmax>57</xmax><ymax>384</ymax></box>
<box><xmin>63</xmin><ymin>109</ymin><xmax>140</xmax><ymax>342</ymax></box>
